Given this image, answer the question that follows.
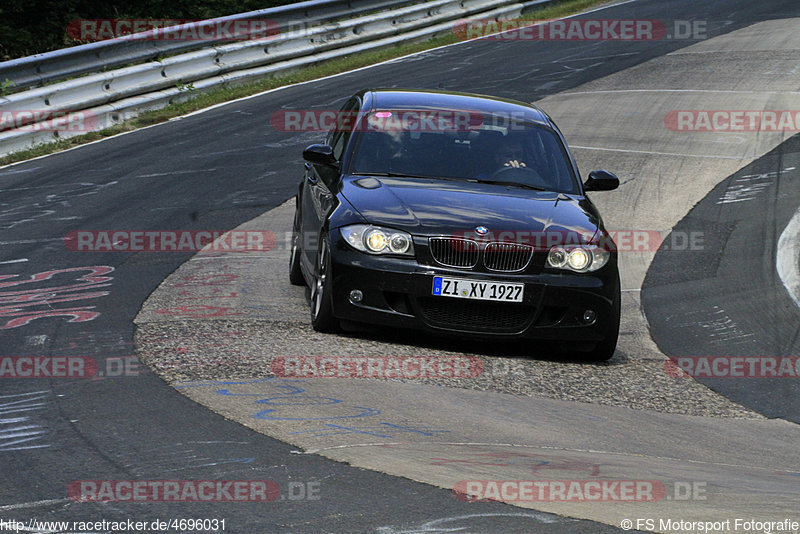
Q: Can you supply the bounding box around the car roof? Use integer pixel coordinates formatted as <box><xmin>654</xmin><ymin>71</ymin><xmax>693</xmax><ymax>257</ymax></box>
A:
<box><xmin>360</xmin><ymin>89</ymin><xmax>553</xmax><ymax>127</ymax></box>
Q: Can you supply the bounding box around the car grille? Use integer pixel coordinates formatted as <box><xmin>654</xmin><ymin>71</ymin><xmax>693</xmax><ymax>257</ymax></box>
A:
<box><xmin>428</xmin><ymin>238</ymin><xmax>533</xmax><ymax>272</ymax></box>
<box><xmin>429</xmin><ymin>237</ymin><xmax>479</xmax><ymax>268</ymax></box>
<box><xmin>484</xmin><ymin>242</ymin><xmax>533</xmax><ymax>271</ymax></box>
<box><xmin>418</xmin><ymin>297</ymin><xmax>533</xmax><ymax>332</ymax></box>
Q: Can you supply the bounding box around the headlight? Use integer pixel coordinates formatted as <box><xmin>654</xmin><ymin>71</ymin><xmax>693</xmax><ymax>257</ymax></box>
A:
<box><xmin>340</xmin><ymin>224</ymin><xmax>414</xmax><ymax>256</ymax></box>
<box><xmin>365</xmin><ymin>228</ymin><xmax>388</xmax><ymax>252</ymax></box>
<box><xmin>547</xmin><ymin>245</ymin><xmax>610</xmax><ymax>272</ymax></box>
<box><xmin>567</xmin><ymin>248</ymin><xmax>590</xmax><ymax>270</ymax></box>
<box><xmin>547</xmin><ymin>247</ymin><xmax>568</xmax><ymax>268</ymax></box>
<box><xmin>389</xmin><ymin>233</ymin><xmax>411</xmax><ymax>253</ymax></box>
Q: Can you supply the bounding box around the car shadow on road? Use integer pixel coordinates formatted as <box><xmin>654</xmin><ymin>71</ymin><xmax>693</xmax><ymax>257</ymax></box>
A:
<box><xmin>336</xmin><ymin>320</ymin><xmax>629</xmax><ymax>366</ymax></box>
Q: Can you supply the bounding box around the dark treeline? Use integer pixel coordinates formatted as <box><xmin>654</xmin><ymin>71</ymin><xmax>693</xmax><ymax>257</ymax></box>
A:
<box><xmin>0</xmin><ymin>0</ymin><xmax>300</xmax><ymax>61</ymax></box>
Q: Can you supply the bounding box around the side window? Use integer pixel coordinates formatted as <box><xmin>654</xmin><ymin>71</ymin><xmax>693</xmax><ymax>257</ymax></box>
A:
<box><xmin>328</xmin><ymin>97</ymin><xmax>360</xmax><ymax>161</ymax></box>
<box><xmin>331</xmin><ymin>129</ymin><xmax>348</xmax><ymax>162</ymax></box>
<box><xmin>537</xmin><ymin>129</ymin><xmax>578</xmax><ymax>193</ymax></box>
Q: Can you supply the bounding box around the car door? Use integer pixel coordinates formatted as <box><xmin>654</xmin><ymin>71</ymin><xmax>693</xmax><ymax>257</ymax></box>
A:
<box><xmin>300</xmin><ymin>96</ymin><xmax>360</xmax><ymax>272</ymax></box>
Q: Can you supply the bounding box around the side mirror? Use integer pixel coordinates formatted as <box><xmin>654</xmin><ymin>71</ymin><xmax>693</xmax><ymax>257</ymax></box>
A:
<box><xmin>303</xmin><ymin>144</ymin><xmax>337</xmax><ymax>167</ymax></box>
<box><xmin>584</xmin><ymin>170</ymin><xmax>619</xmax><ymax>192</ymax></box>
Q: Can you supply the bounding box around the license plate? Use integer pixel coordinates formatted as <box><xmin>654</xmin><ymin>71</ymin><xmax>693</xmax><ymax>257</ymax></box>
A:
<box><xmin>432</xmin><ymin>276</ymin><xmax>524</xmax><ymax>303</ymax></box>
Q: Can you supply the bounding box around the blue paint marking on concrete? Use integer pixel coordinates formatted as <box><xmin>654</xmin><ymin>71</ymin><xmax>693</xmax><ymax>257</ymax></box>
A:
<box><xmin>290</xmin><ymin>422</ymin><xmax>450</xmax><ymax>438</ymax></box>
<box><xmin>254</xmin><ymin>406</ymin><xmax>381</xmax><ymax>421</ymax></box>
<box><xmin>194</xmin><ymin>377</ymin><xmax>447</xmax><ymax>431</ymax></box>
<box><xmin>197</xmin><ymin>379</ymin><xmax>383</xmax><ymax>420</ymax></box>
<box><xmin>255</xmin><ymin>396</ymin><xmax>343</xmax><ymax>406</ymax></box>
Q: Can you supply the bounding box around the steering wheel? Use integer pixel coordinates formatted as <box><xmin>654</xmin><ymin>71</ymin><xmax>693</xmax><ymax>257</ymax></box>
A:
<box><xmin>488</xmin><ymin>165</ymin><xmax>548</xmax><ymax>188</ymax></box>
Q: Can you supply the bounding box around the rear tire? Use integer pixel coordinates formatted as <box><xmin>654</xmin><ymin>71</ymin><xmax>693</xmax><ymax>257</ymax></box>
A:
<box><xmin>310</xmin><ymin>236</ymin><xmax>339</xmax><ymax>333</ymax></box>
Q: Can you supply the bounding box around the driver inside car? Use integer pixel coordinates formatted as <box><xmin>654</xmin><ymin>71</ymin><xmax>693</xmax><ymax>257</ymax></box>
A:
<box><xmin>495</xmin><ymin>142</ymin><xmax>527</xmax><ymax>170</ymax></box>
<box><xmin>476</xmin><ymin>138</ymin><xmax>528</xmax><ymax>180</ymax></box>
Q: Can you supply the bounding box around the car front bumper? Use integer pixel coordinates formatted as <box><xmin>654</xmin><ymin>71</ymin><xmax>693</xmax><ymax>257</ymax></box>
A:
<box><xmin>327</xmin><ymin>229</ymin><xmax>620</xmax><ymax>342</ymax></box>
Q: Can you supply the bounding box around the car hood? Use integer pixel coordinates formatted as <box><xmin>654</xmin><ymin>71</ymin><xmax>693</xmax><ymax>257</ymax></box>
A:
<box><xmin>340</xmin><ymin>175</ymin><xmax>601</xmax><ymax>241</ymax></box>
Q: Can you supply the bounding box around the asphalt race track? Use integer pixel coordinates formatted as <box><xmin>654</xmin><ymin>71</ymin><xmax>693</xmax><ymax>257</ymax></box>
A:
<box><xmin>643</xmin><ymin>134</ymin><xmax>800</xmax><ymax>422</ymax></box>
<box><xmin>1</xmin><ymin>0</ymin><xmax>799</xmax><ymax>533</ymax></box>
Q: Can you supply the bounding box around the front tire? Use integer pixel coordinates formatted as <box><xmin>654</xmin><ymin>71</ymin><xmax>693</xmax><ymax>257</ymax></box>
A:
<box><xmin>309</xmin><ymin>236</ymin><xmax>339</xmax><ymax>332</ymax></box>
<box><xmin>289</xmin><ymin>212</ymin><xmax>305</xmax><ymax>286</ymax></box>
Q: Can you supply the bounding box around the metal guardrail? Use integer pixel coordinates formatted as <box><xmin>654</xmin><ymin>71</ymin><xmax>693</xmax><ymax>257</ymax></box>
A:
<box><xmin>0</xmin><ymin>0</ymin><xmax>413</xmax><ymax>91</ymax></box>
<box><xmin>0</xmin><ymin>0</ymin><xmax>554</xmax><ymax>157</ymax></box>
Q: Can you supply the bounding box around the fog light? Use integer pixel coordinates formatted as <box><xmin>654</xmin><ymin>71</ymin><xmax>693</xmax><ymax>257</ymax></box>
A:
<box><xmin>582</xmin><ymin>309</ymin><xmax>596</xmax><ymax>324</ymax></box>
<box><xmin>349</xmin><ymin>289</ymin><xmax>363</xmax><ymax>303</ymax></box>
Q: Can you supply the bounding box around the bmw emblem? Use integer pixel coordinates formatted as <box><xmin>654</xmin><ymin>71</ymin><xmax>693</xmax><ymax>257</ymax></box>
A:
<box><xmin>475</xmin><ymin>226</ymin><xmax>489</xmax><ymax>235</ymax></box>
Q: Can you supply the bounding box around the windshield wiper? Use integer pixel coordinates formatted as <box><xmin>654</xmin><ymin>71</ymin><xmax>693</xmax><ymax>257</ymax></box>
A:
<box><xmin>352</xmin><ymin>172</ymin><xmax>458</xmax><ymax>181</ymax></box>
<box><xmin>470</xmin><ymin>179</ymin><xmax>549</xmax><ymax>191</ymax></box>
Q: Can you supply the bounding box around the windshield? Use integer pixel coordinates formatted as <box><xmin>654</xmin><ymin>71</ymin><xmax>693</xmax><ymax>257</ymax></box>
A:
<box><xmin>348</xmin><ymin>110</ymin><xmax>580</xmax><ymax>194</ymax></box>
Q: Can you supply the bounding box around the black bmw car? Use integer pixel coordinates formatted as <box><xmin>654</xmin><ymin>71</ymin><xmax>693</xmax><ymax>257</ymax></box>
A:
<box><xmin>289</xmin><ymin>89</ymin><xmax>621</xmax><ymax>361</ymax></box>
